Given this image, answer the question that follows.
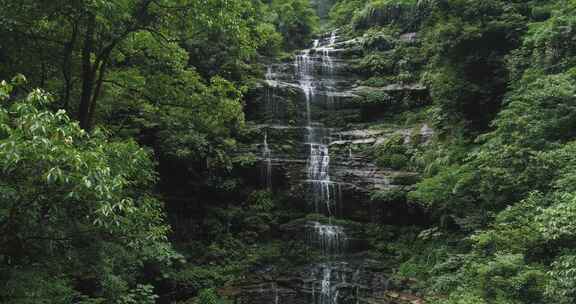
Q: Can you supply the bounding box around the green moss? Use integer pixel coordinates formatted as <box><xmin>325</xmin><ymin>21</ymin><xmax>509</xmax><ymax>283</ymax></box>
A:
<box><xmin>370</xmin><ymin>188</ymin><xmax>407</xmax><ymax>203</ymax></box>
<box><xmin>361</xmin><ymin>76</ymin><xmax>396</xmax><ymax>87</ymax></box>
<box><xmin>358</xmin><ymin>51</ymin><xmax>397</xmax><ymax>75</ymax></box>
<box><xmin>379</xmin><ymin>153</ymin><xmax>409</xmax><ymax>169</ymax></box>
<box><xmin>391</xmin><ymin>173</ymin><xmax>421</xmax><ymax>186</ymax></box>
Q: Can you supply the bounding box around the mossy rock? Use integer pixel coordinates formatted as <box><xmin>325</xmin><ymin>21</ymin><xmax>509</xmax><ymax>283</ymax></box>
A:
<box><xmin>362</xmin><ymin>28</ymin><xmax>397</xmax><ymax>51</ymax></box>
<box><xmin>377</xmin><ymin>153</ymin><xmax>409</xmax><ymax>170</ymax></box>
<box><xmin>391</xmin><ymin>174</ymin><xmax>420</xmax><ymax>186</ymax></box>
<box><xmin>370</xmin><ymin>188</ymin><xmax>407</xmax><ymax>203</ymax></box>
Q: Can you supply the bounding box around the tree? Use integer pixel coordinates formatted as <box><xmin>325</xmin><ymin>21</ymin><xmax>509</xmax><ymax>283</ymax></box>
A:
<box><xmin>0</xmin><ymin>77</ymin><xmax>172</xmax><ymax>302</ymax></box>
<box><xmin>0</xmin><ymin>0</ymin><xmax>267</xmax><ymax>131</ymax></box>
<box><xmin>269</xmin><ymin>0</ymin><xmax>319</xmax><ymax>50</ymax></box>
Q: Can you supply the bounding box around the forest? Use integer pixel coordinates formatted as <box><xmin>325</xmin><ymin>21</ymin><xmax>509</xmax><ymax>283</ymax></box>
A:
<box><xmin>1</xmin><ymin>0</ymin><xmax>576</xmax><ymax>303</ymax></box>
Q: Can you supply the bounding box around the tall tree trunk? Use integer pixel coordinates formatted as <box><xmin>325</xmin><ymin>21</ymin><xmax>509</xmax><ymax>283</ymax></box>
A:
<box><xmin>79</xmin><ymin>12</ymin><xmax>96</xmax><ymax>131</ymax></box>
<box><xmin>62</xmin><ymin>22</ymin><xmax>78</xmax><ymax>112</ymax></box>
<box><xmin>78</xmin><ymin>0</ymin><xmax>154</xmax><ymax>131</ymax></box>
<box><xmin>87</xmin><ymin>59</ymin><xmax>108</xmax><ymax>129</ymax></box>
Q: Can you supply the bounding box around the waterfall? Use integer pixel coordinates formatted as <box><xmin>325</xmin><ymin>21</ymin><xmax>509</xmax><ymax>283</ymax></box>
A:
<box><xmin>265</xmin><ymin>65</ymin><xmax>275</xmax><ymax>84</ymax></box>
<box><xmin>333</xmin><ymin>290</ymin><xmax>340</xmax><ymax>304</ymax></box>
<box><xmin>295</xmin><ymin>32</ymin><xmax>343</xmax><ymax>216</ymax></box>
<box><xmin>294</xmin><ymin>31</ymin><xmax>351</xmax><ymax>304</ymax></box>
<box><xmin>308</xmin><ymin>141</ymin><xmax>336</xmax><ymax>215</ymax></box>
<box><xmin>261</xmin><ymin>65</ymin><xmax>281</xmax><ymax>188</ymax></box>
<box><xmin>307</xmin><ymin>222</ymin><xmax>347</xmax><ymax>255</ymax></box>
<box><xmin>265</xmin><ymin>66</ymin><xmax>279</xmax><ymax>119</ymax></box>
<box><xmin>313</xmin><ymin>39</ymin><xmax>320</xmax><ymax>49</ymax></box>
<box><xmin>262</xmin><ymin>131</ymin><xmax>272</xmax><ymax>189</ymax></box>
<box><xmin>319</xmin><ymin>31</ymin><xmax>337</xmax><ymax>74</ymax></box>
<box><xmin>296</xmin><ymin>45</ymin><xmax>317</xmax><ymax>124</ymax></box>
<box><xmin>247</xmin><ymin>25</ymin><xmax>394</xmax><ymax>304</ymax></box>
<box><xmin>320</xmin><ymin>267</ymin><xmax>332</xmax><ymax>304</ymax></box>
<box><xmin>348</xmin><ymin>145</ymin><xmax>353</xmax><ymax>161</ymax></box>
<box><xmin>274</xmin><ymin>282</ymin><xmax>279</xmax><ymax>304</ymax></box>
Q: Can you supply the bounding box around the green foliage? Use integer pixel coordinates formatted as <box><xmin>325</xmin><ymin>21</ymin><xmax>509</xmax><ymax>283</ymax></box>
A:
<box><xmin>518</xmin><ymin>6</ymin><xmax>576</xmax><ymax>76</ymax></box>
<box><xmin>268</xmin><ymin>0</ymin><xmax>320</xmax><ymax>50</ymax></box>
<box><xmin>471</xmin><ymin>193</ymin><xmax>545</xmax><ymax>255</ymax></box>
<box><xmin>0</xmin><ymin>0</ymin><xmax>316</xmax><ymax>302</ymax></box>
<box><xmin>198</xmin><ymin>288</ymin><xmax>227</xmax><ymax>304</ymax></box>
<box><xmin>361</xmin><ymin>27</ymin><xmax>397</xmax><ymax>51</ymax></box>
<box><xmin>481</xmin><ymin>73</ymin><xmax>576</xmax><ymax>148</ymax></box>
<box><xmin>374</xmin><ymin>134</ymin><xmax>410</xmax><ymax>169</ymax></box>
<box><xmin>424</xmin><ymin>252</ymin><xmax>547</xmax><ymax>304</ymax></box>
<box><xmin>475</xmin><ymin>254</ymin><xmax>546</xmax><ymax>303</ymax></box>
<box><xmin>5</xmin><ymin>1</ymin><xmax>576</xmax><ymax>304</ymax></box>
<box><xmin>537</xmin><ymin>193</ymin><xmax>576</xmax><ymax>241</ymax></box>
<box><xmin>168</xmin><ymin>264</ymin><xmax>228</xmax><ymax>295</ymax></box>
<box><xmin>431</xmin><ymin>293</ymin><xmax>487</xmax><ymax>304</ymax></box>
<box><xmin>329</xmin><ymin>1</ymin><xmax>576</xmax><ymax>304</ymax></box>
<box><xmin>546</xmin><ymin>254</ymin><xmax>576</xmax><ymax>304</ymax></box>
<box><xmin>352</xmin><ymin>0</ymin><xmax>436</xmax><ymax>31</ymax></box>
<box><xmin>391</xmin><ymin>173</ymin><xmax>421</xmax><ymax>186</ymax></box>
<box><xmin>118</xmin><ymin>285</ymin><xmax>158</xmax><ymax>304</ymax></box>
<box><xmin>357</xmin><ymin>28</ymin><xmax>426</xmax><ymax>85</ymax></box>
<box><xmin>330</xmin><ymin>0</ymin><xmax>369</xmax><ymax>26</ymax></box>
<box><xmin>420</xmin><ymin>0</ymin><xmax>526</xmax><ymax>133</ymax></box>
<box><xmin>247</xmin><ymin>190</ymin><xmax>275</xmax><ymax>212</ymax></box>
<box><xmin>1</xmin><ymin>269</ymin><xmax>76</xmax><ymax>304</ymax></box>
<box><xmin>423</xmin><ymin>66</ymin><xmax>469</xmax><ymax>129</ymax></box>
<box><xmin>255</xmin><ymin>23</ymin><xmax>284</xmax><ymax>56</ymax></box>
<box><xmin>370</xmin><ymin>188</ymin><xmax>407</xmax><ymax>203</ymax></box>
<box><xmin>359</xmin><ymin>52</ymin><xmax>397</xmax><ymax>75</ymax></box>
<box><xmin>0</xmin><ymin>79</ymin><xmax>170</xmax><ymax>302</ymax></box>
<box><xmin>412</xmin><ymin>71</ymin><xmax>576</xmax><ymax>221</ymax></box>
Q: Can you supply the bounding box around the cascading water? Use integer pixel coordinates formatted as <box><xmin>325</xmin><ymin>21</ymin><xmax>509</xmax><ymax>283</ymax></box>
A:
<box><xmin>274</xmin><ymin>283</ymin><xmax>279</xmax><ymax>304</ymax></box>
<box><xmin>265</xmin><ymin>66</ymin><xmax>280</xmax><ymax>120</ymax></box>
<box><xmin>245</xmin><ymin>14</ymin><xmax>400</xmax><ymax>302</ymax></box>
<box><xmin>320</xmin><ymin>267</ymin><xmax>332</xmax><ymax>304</ymax></box>
<box><xmin>296</xmin><ymin>45</ymin><xmax>317</xmax><ymax>123</ymax></box>
<box><xmin>296</xmin><ymin>34</ymin><xmax>343</xmax><ymax>217</ymax></box>
<box><xmin>262</xmin><ymin>131</ymin><xmax>272</xmax><ymax>189</ymax></box>
<box><xmin>306</xmin><ymin>221</ymin><xmax>347</xmax><ymax>255</ymax></box>
<box><xmin>348</xmin><ymin>146</ymin><xmax>353</xmax><ymax>161</ymax></box>
<box><xmin>308</xmin><ymin>139</ymin><xmax>336</xmax><ymax>215</ymax></box>
<box><xmin>318</xmin><ymin>31</ymin><xmax>337</xmax><ymax>74</ymax></box>
<box><xmin>257</xmin><ymin>29</ymin><xmax>370</xmax><ymax>304</ymax></box>
<box><xmin>294</xmin><ymin>31</ymin><xmax>351</xmax><ymax>304</ymax></box>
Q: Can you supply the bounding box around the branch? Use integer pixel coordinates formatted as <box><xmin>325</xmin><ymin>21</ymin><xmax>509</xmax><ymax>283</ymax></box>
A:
<box><xmin>103</xmin><ymin>79</ymin><xmax>158</xmax><ymax>104</ymax></box>
<box><xmin>143</xmin><ymin>27</ymin><xmax>179</xmax><ymax>43</ymax></box>
<box><xmin>104</xmin><ymin>80</ymin><xmax>202</xmax><ymax>113</ymax></box>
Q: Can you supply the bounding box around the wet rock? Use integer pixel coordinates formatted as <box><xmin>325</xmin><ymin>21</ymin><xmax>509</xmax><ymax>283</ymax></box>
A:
<box><xmin>399</xmin><ymin>32</ymin><xmax>418</xmax><ymax>43</ymax></box>
<box><xmin>232</xmin><ymin>259</ymin><xmax>402</xmax><ymax>304</ymax></box>
<box><xmin>236</xmin><ymin>30</ymin><xmax>430</xmax><ymax>304</ymax></box>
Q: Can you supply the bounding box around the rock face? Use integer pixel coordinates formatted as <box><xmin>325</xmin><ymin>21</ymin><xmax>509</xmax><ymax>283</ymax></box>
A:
<box><xmin>233</xmin><ymin>262</ymin><xmax>391</xmax><ymax>304</ymax></box>
<box><xmin>245</xmin><ymin>30</ymin><xmax>432</xmax><ymax>217</ymax></box>
<box><xmin>229</xmin><ymin>257</ymin><xmax>424</xmax><ymax>304</ymax></box>
<box><xmin>238</xmin><ymin>29</ymin><xmax>431</xmax><ymax>304</ymax></box>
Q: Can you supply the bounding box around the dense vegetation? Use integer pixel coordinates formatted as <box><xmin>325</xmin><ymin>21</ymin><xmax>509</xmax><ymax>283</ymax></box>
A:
<box><xmin>331</xmin><ymin>0</ymin><xmax>576</xmax><ymax>303</ymax></box>
<box><xmin>2</xmin><ymin>0</ymin><xmax>576</xmax><ymax>303</ymax></box>
<box><xmin>0</xmin><ymin>0</ymin><xmax>318</xmax><ymax>303</ymax></box>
